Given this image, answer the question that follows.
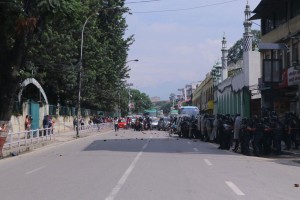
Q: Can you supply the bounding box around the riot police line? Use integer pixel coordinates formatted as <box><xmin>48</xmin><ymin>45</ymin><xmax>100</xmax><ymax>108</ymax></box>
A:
<box><xmin>170</xmin><ymin>111</ymin><xmax>300</xmax><ymax>156</ymax></box>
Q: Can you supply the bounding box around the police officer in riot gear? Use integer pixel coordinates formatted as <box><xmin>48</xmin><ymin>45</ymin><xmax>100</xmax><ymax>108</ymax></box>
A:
<box><xmin>270</xmin><ymin>114</ymin><xmax>284</xmax><ymax>155</ymax></box>
<box><xmin>222</xmin><ymin>114</ymin><xmax>233</xmax><ymax>150</ymax></box>
<box><xmin>239</xmin><ymin>118</ymin><xmax>251</xmax><ymax>155</ymax></box>
<box><xmin>262</xmin><ymin>117</ymin><xmax>272</xmax><ymax>155</ymax></box>
<box><xmin>251</xmin><ymin>115</ymin><xmax>264</xmax><ymax>157</ymax></box>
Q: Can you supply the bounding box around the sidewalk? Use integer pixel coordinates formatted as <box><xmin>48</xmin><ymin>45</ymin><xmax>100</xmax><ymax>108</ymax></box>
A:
<box><xmin>1</xmin><ymin>126</ymin><xmax>113</xmax><ymax>159</ymax></box>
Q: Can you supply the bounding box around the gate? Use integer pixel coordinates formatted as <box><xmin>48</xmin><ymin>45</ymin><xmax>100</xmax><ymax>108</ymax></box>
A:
<box><xmin>29</xmin><ymin>100</ymin><xmax>40</xmax><ymax>130</ymax></box>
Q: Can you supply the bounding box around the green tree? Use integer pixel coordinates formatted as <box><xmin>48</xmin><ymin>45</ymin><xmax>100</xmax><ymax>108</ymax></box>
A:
<box><xmin>227</xmin><ymin>30</ymin><xmax>261</xmax><ymax>65</ymax></box>
<box><xmin>0</xmin><ymin>0</ymin><xmax>133</xmax><ymax>135</ymax></box>
<box><xmin>154</xmin><ymin>101</ymin><xmax>172</xmax><ymax>116</ymax></box>
<box><xmin>0</xmin><ymin>0</ymin><xmax>132</xmax><ymax>116</ymax></box>
<box><xmin>129</xmin><ymin>89</ymin><xmax>152</xmax><ymax>114</ymax></box>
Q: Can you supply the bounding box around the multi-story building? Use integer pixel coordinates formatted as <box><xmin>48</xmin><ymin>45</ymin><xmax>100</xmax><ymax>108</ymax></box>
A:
<box><xmin>177</xmin><ymin>82</ymin><xmax>200</xmax><ymax>108</ymax></box>
<box><xmin>192</xmin><ymin>73</ymin><xmax>214</xmax><ymax>114</ymax></box>
<box><xmin>150</xmin><ymin>96</ymin><xmax>161</xmax><ymax>103</ymax></box>
<box><xmin>192</xmin><ymin>81</ymin><xmax>202</xmax><ymax>109</ymax></box>
<box><xmin>251</xmin><ymin>0</ymin><xmax>300</xmax><ymax>116</ymax></box>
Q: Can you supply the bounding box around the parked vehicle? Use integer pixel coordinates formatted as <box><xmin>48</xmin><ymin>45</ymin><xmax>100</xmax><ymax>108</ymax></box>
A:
<box><xmin>157</xmin><ymin>117</ymin><xmax>170</xmax><ymax>131</ymax></box>
<box><xmin>151</xmin><ymin>118</ymin><xmax>159</xmax><ymax>130</ymax></box>
<box><xmin>118</xmin><ymin>119</ymin><xmax>127</xmax><ymax>129</ymax></box>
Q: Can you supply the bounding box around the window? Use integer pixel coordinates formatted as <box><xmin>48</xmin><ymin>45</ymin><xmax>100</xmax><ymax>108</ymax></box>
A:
<box><xmin>262</xmin><ymin>59</ymin><xmax>282</xmax><ymax>83</ymax></box>
<box><xmin>263</xmin><ymin>60</ymin><xmax>272</xmax><ymax>82</ymax></box>
<box><xmin>292</xmin><ymin>40</ymin><xmax>299</xmax><ymax>67</ymax></box>
<box><xmin>272</xmin><ymin>60</ymin><xmax>281</xmax><ymax>82</ymax></box>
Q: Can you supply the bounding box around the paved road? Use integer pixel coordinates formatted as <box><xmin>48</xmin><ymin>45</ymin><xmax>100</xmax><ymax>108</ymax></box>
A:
<box><xmin>0</xmin><ymin>129</ymin><xmax>299</xmax><ymax>200</ymax></box>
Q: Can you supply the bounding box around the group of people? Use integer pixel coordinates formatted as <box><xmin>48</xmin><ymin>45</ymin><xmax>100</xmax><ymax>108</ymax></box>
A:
<box><xmin>200</xmin><ymin>112</ymin><xmax>299</xmax><ymax>156</ymax></box>
<box><xmin>132</xmin><ymin>116</ymin><xmax>152</xmax><ymax>131</ymax></box>
<box><xmin>112</xmin><ymin>115</ymin><xmax>152</xmax><ymax>132</ymax></box>
<box><xmin>73</xmin><ymin>115</ymin><xmax>100</xmax><ymax>131</ymax></box>
<box><xmin>42</xmin><ymin>115</ymin><xmax>54</xmax><ymax>135</ymax></box>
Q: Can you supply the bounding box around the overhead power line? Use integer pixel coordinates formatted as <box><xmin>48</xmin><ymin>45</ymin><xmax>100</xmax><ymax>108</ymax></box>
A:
<box><xmin>126</xmin><ymin>0</ymin><xmax>162</xmax><ymax>4</ymax></box>
<box><xmin>131</xmin><ymin>0</ymin><xmax>240</xmax><ymax>13</ymax></box>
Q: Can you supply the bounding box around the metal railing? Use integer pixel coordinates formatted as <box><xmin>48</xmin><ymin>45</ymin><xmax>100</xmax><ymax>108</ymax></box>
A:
<box><xmin>3</xmin><ymin>128</ymin><xmax>55</xmax><ymax>150</ymax></box>
<box><xmin>3</xmin><ymin>122</ymin><xmax>113</xmax><ymax>150</ymax></box>
<box><xmin>75</xmin><ymin>123</ymin><xmax>112</xmax><ymax>134</ymax></box>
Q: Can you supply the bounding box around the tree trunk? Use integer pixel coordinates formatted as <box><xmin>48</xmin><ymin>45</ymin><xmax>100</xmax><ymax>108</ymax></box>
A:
<box><xmin>0</xmin><ymin>32</ymin><xmax>25</xmax><ymax>121</ymax></box>
<box><xmin>0</xmin><ymin>29</ymin><xmax>26</xmax><ymax>158</ymax></box>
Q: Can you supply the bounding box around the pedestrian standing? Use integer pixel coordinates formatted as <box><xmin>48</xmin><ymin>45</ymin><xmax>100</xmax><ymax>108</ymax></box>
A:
<box><xmin>73</xmin><ymin>117</ymin><xmax>77</xmax><ymax>131</ymax></box>
<box><xmin>114</xmin><ymin>117</ymin><xmax>119</xmax><ymax>132</ymax></box>
<box><xmin>80</xmin><ymin>118</ymin><xmax>85</xmax><ymax>130</ymax></box>
<box><xmin>43</xmin><ymin>115</ymin><xmax>49</xmax><ymax>136</ymax></box>
<box><xmin>25</xmin><ymin>115</ymin><xmax>31</xmax><ymax>131</ymax></box>
<box><xmin>232</xmin><ymin>114</ymin><xmax>241</xmax><ymax>152</ymax></box>
<box><xmin>47</xmin><ymin>116</ymin><xmax>54</xmax><ymax>134</ymax></box>
<box><xmin>0</xmin><ymin>123</ymin><xmax>7</xmax><ymax>132</ymax></box>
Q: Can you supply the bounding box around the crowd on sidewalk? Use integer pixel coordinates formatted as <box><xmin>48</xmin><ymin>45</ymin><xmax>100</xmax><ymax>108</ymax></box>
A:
<box><xmin>72</xmin><ymin>115</ymin><xmax>114</xmax><ymax>130</ymax></box>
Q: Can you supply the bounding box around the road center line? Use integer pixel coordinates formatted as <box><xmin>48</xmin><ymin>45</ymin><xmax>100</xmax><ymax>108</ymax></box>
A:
<box><xmin>26</xmin><ymin>166</ymin><xmax>46</xmax><ymax>175</ymax></box>
<box><xmin>105</xmin><ymin>136</ymin><xmax>152</xmax><ymax>200</ymax></box>
<box><xmin>187</xmin><ymin>141</ymin><xmax>191</xmax><ymax>145</ymax></box>
<box><xmin>225</xmin><ymin>181</ymin><xmax>245</xmax><ymax>196</ymax></box>
<box><xmin>204</xmin><ymin>159</ymin><xmax>212</xmax><ymax>166</ymax></box>
<box><xmin>193</xmin><ymin>148</ymin><xmax>199</xmax><ymax>152</ymax></box>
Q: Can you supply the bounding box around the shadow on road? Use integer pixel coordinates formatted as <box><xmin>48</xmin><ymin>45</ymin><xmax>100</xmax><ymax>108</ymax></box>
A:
<box><xmin>82</xmin><ymin>135</ymin><xmax>239</xmax><ymax>157</ymax></box>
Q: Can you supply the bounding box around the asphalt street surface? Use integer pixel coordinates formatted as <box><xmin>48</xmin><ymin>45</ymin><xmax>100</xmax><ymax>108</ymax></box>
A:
<box><xmin>0</xmin><ymin>128</ymin><xmax>299</xmax><ymax>200</ymax></box>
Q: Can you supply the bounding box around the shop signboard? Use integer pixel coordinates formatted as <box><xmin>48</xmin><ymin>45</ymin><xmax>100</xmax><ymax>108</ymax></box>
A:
<box><xmin>288</xmin><ymin>67</ymin><xmax>300</xmax><ymax>86</ymax></box>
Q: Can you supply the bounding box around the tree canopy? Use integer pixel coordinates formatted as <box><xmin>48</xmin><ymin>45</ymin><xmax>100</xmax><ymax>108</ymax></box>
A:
<box><xmin>129</xmin><ymin>89</ymin><xmax>152</xmax><ymax>115</ymax></box>
<box><xmin>0</xmin><ymin>0</ymin><xmax>134</xmax><ymax>120</ymax></box>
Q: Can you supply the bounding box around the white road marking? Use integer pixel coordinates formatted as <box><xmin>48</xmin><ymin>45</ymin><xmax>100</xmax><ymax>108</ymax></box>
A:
<box><xmin>187</xmin><ymin>141</ymin><xmax>191</xmax><ymax>145</ymax></box>
<box><xmin>225</xmin><ymin>181</ymin><xmax>245</xmax><ymax>196</ymax></box>
<box><xmin>193</xmin><ymin>148</ymin><xmax>199</xmax><ymax>152</ymax></box>
<box><xmin>105</xmin><ymin>136</ymin><xmax>152</xmax><ymax>200</ymax></box>
<box><xmin>204</xmin><ymin>159</ymin><xmax>212</xmax><ymax>166</ymax></box>
<box><xmin>26</xmin><ymin>166</ymin><xmax>46</xmax><ymax>175</ymax></box>
<box><xmin>142</xmin><ymin>142</ymin><xmax>148</xmax><ymax>150</ymax></box>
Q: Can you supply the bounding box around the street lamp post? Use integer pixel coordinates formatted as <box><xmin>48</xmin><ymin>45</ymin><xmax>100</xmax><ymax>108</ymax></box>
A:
<box><xmin>76</xmin><ymin>12</ymin><xmax>99</xmax><ymax>137</ymax></box>
<box><xmin>126</xmin><ymin>59</ymin><xmax>139</xmax><ymax>63</ymax></box>
<box><xmin>76</xmin><ymin>7</ymin><xmax>129</xmax><ymax>137</ymax></box>
<box><xmin>125</xmin><ymin>59</ymin><xmax>138</xmax><ymax>116</ymax></box>
<box><xmin>126</xmin><ymin>83</ymin><xmax>133</xmax><ymax>115</ymax></box>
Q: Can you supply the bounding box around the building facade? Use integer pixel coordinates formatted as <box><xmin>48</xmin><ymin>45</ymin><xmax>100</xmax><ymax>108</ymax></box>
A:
<box><xmin>252</xmin><ymin>0</ymin><xmax>300</xmax><ymax>116</ymax></box>
<box><xmin>216</xmin><ymin>2</ymin><xmax>261</xmax><ymax>117</ymax></box>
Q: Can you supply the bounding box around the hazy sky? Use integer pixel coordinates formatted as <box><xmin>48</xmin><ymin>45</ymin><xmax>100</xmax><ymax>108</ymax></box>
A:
<box><xmin>125</xmin><ymin>0</ymin><xmax>261</xmax><ymax>100</ymax></box>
